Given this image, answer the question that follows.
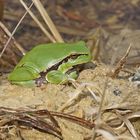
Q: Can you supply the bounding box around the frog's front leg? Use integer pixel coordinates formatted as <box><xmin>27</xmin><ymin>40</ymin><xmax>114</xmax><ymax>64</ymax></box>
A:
<box><xmin>46</xmin><ymin>55</ymin><xmax>90</xmax><ymax>84</ymax></box>
<box><xmin>46</xmin><ymin>70</ymin><xmax>77</xmax><ymax>84</ymax></box>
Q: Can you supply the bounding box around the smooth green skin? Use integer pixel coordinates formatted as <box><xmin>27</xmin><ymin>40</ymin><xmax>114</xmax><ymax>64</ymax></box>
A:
<box><xmin>8</xmin><ymin>41</ymin><xmax>91</xmax><ymax>86</ymax></box>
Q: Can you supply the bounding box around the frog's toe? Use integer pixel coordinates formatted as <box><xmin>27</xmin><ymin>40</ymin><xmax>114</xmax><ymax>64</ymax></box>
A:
<box><xmin>35</xmin><ymin>77</ymin><xmax>47</xmax><ymax>87</ymax></box>
<box><xmin>68</xmin><ymin>71</ymin><xmax>78</xmax><ymax>80</ymax></box>
<box><xmin>10</xmin><ymin>80</ymin><xmax>36</xmax><ymax>87</ymax></box>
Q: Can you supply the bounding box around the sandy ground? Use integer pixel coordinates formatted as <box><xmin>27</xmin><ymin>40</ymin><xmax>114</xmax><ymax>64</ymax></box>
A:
<box><xmin>0</xmin><ymin>1</ymin><xmax>140</xmax><ymax>139</ymax></box>
<box><xmin>0</xmin><ymin>64</ymin><xmax>140</xmax><ymax>140</ymax></box>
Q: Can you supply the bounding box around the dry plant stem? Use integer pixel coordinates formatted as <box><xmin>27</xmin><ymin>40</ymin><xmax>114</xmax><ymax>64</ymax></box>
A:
<box><xmin>90</xmin><ymin>28</ymin><xmax>102</xmax><ymax>61</ymax></box>
<box><xmin>111</xmin><ymin>44</ymin><xmax>131</xmax><ymax>78</ymax></box>
<box><xmin>0</xmin><ymin>22</ymin><xmax>23</xmax><ymax>54</ymax></box>
<box><xmin>127</xmin><ymin>111</ymin><xmax>140</xmax><ymax>120</ymax></box>
<box><xmin>96</xmin><ymin>129</ymin><xmax>116</xmax><ymax>140</ymax></box>
<box><xmin>57</xmin><ymin>83</ymin><xmax>86</xmax><ymax>112</ymax></box>
<box><xmin>97</xmin><ymin>79</ymin><xmax>108</xmax><ymax>119</ymax></box>
<box><xmin>14</xmin><ymin>122</ymin><xmax>24</xmax><ymax>140</ymax></box>
<box><xmin>116</xmin><ymin>136</ymin><xmax>135</xmax><ymax>140</ymax></box>
<box><xmin>49</xmin><ymin>111</ymin><xmax>94</xmax><ymax>129</ymax></box>
<box><xmin>0</xmin><ymin>107</ymin><xmax>95</xmax><ymax>139</ymax></box>
<box><xmin>0</xmin><ymin>107</ymin><xmax>63</xmax><ymax>140</ymax></box>
<box><xmin>32</xmin><ymin>0</ymin><xmax>64</xmax><ymax>43</ymax></box>
<box><xmin>20</xmin><ymin>0</ymin><xmax>56</xmax><ymax>43</ymax></box>
<box><xmin>15</xmin><ymin>115</ymin><xmax>62</xmax><ymax>139</ymax></box>
<box><xmin>58</xmin><ymin>81</ymin><xmax>99</xmax><ymax>112</ymax></box>
<box><xmin>0</xmin><ymin>0</ymin><xmax>4</xmax><ymax>20</ymax></box>
<box><xmin>0</xmin><ymin>2</ymin><xmax>35</xmax><ymax>58</ymax></box>
<box><xmin>92</xmin><ymin>78</ymin><xmax>108</xmax><ymax>140</ymax></box>
<box><xmin>115</xmin><ymin>110</ymin><xmax>140</xmax><ymax>139</ymax></box>
<box><xmin>110</xmin><ymin>36</ymin><xmax>125</xmax><ymax>65</ymax></box>
<box><xmin>4</xmin><ymin>11</ymin><xmax>86</xmax><ymax>36</ymax></box>
<box><xmin>33</xmin><ymin>109</ymin><xmax>60</xmax><ymax>129</ymax></box>
<box><xmin>0</xmin><ymin>107</ymin><xmax>95</xmax><ymax>129</ymax></box>
<box><xmin>92</xmin><ymin>39</ymin><xmax>100</xmax><ymax>61</ymax></box>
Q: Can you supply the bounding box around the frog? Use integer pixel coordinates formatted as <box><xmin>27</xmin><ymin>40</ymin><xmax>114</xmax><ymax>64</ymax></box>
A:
<box><xmin>8</xmin><ymin>41</ymin><xmax>91</xmax><ymax>86</ymax></box>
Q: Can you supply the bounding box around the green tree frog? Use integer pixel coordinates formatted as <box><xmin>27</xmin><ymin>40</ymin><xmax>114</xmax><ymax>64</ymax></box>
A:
<box><xmin>8</xmin><ymin>41</ymin><xmax>91</xmax><ymax>86</ymax></box>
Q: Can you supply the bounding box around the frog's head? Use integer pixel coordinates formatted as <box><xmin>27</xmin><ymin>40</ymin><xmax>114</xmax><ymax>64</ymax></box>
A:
<box><xmin>69</xmin><ymin>41</ymin><xmax>91</xmax><ymax>56</ymax></box>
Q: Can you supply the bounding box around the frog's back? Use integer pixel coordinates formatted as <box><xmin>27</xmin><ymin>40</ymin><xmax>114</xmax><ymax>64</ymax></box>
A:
<box><xmin>17</xmin><ymin>41</ymin><xmax>89</xmax><ymax>71</ymax></box>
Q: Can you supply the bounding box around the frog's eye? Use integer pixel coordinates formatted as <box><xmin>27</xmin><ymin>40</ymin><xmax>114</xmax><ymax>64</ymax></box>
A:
<box><xmin>69</xmin><ymin>55</ymin><xmax>79</xmax><ymax>59</ymax></box>
<box><xmin>63</xmin><ymin>54</ymin><xmax>81</xmax><ymax>63</ymax></box>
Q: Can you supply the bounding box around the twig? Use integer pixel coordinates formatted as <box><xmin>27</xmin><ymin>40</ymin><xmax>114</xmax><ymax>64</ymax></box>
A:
<box><xmin>0</xmin><ymin>2</ymin><xmax>34</xmax><ymax>58</ymax></box>
<box><xmin>20</xmin><ymin>0</ymin><xmax>56</xmax><ymax>43</ymax></box>
<box><xmin>50</xmin><ymin>111</ymin><xmax>94</xmax><ymax>129</ymax></box>
<box><xmin>0</xmin><ymin>0</ymin><xmax>4</xmax><ymax>20</ymax></box>
<box><xmin>32</xmin><ymin>0</ymin><xmax>64</xmax><ymax>42</ymax></box>
<box><xmin>0</xmin><ymin>107</ymin><xmax>96</xmax><ymax>139</ymax></box>
<box><xmin>4</xmin><ymin>11</ymin><xmax>86</xmax><ymax>36</ymax></box>
<box><xmin>92</xmin><ymin>78</ymin><xmax>108</xmax><ymax>140</ymax></box>
<box><xmin>115</xmin><ymin>110</ymin><xmax>139</xmax><ymax>139</ymax></box>
<box><xmin>111</xmin><ymin>44</ymin><xmax>132</xmax><ymax>78</ymax></box>
<box><xmin>0</xmin><ymin>107</ymin><xmax>63</xmax><ymax>139</ymax></box>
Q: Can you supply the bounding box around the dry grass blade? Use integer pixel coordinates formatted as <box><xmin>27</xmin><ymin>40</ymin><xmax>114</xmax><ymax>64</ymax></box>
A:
<box><xmin>14</xmin><ymin>115</ymin><xmax>62</xmax><ymax>139</ymax></box>
<box><xmin>111</xmin><ymin>44</ymin><xmax>132</xmax><ymax>78</ymax></box>
<box><xmin>50</xmin><ymin>111</ymin><xmax>94</xmax><ymax>129</ymax></box>
<box><xmin>0</xmin><ymin>107</ymin><xmax>63</xmax><ymax>140</ymax></box>
<box><xmin>116</xmin><ymin>110</ymin><xmax>139</xmax><ymax>139</ymax></box>
<box><xmin>0</xmin><ymin>22</ymin><xmax>22</xmax><ymax>72</ymax></box>
<box><xmin>57</xmin><ymin>83</ymin><xmax>86</xmax><ymax>112</ymax></box>
<box><xmin>96</xmin><ymin>79</ymin><xmax>108</xmax><ymax>118</ymax></box>
<box><xmin>29</xmin><ymin>109</ymin><xmax>60</xmax><ymax>129</ymax></box>
<box><xmin>116</xmin><ymin>135</ymin><xmax>135</xmax><ymax>140</ymax></box>
<box><xmin>25</xmin><ymin>109</ymin><xmax>95</xmax><ymax>129</ymax></box>
<box><xmin>2</xmin><ymin>115</ymin><xmax>62</xmax><ymax>139</ymax></box>
<box><xmin>0</xmin><ymin>0</ymin><xmax>4</xmax><ymax>20</ymax></box>
<box><xmin>32</xmin><ymin>0</ymin><xmax>64</xmax><ymax>42</ymax></box>
<box><xmin>94</xmin><ymin>108</ymin><xmax>140</xmax><ymax>140</ymax></box>
<box><xmin>127</xmin><ymin>111</ymin><xmax>140</xmax><ymax>119</ymax></box>
<box><xmin>0</xmin><ymin>23</ymin><xmax>22</xmax><ymax>52</ymax></box>
<box><xmin>0</xmin><ymin>107</ymin><xmax>96</xmax><ymax>139</ymax></box>
<box><xmin>57</xmin><ymin>82</ymin><xmax>101</xmax><ymax>112</ymax></box>
<box><xmin>0</xmin><ymin>2</ymin><xmax>35</xmax><ymax>58</ymax></box>
<box><xmin>92</xmin><ymin>78</ymin><xmax>108</xmax><ymax>140</ymax></box>
<box><xmin>96</xmin><ymin>129</ymin><xmax>117</xmax><ymax>140</ymax></box>
<box><xmin>20</xmin><ymin>0</ymin><xmax>56</xmax><ymax>43</ymax></box>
